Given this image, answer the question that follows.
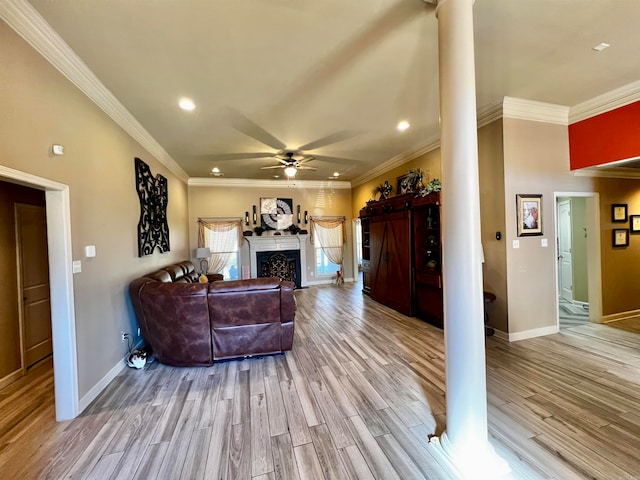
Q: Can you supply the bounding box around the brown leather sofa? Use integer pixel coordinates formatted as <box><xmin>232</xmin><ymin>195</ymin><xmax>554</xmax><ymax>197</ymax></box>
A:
<box><xmin>129</xmin><ymin>261</ymin><xmax>295</xmax><ymax>366</ymax></box>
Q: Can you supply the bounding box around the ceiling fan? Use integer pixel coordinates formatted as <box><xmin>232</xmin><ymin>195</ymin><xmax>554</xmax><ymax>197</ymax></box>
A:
<box><xmin>260</xmin><ymin>151</ymin><xmax>317</xmax><ymax>177</ymax></box>
<box><xmin>203</xmin><ymin>109</ymin><xmax>364</xmax><ymax>177</ymax></box>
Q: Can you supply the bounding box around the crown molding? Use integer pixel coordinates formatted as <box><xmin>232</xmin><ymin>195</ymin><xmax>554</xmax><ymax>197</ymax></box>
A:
<box><xmin>188</xmin><ymin>177</ymin><xmax>352</xmax><ymax>189</ymax></box>
<box><xmin>0</xmin><ymin>0</ymin><xmax>189</xmax><ymax>183</ymax></box>
<box><xmin>350</xmin><ymin>136</ymin><xmax>441</xmax><ymax>188</ymax></box>
<box><xmin>572</xmin><ymin>166</ymin><xmax>640</xmax><ymax>179</ymax></box>
<box><xmin>503</xmin><ymin>97</ymin><xmax>569</xmax><ymax>125</ymax></box>
<box><xmin>569</xmin><ymin>80</ymin><xmax>640</xmax><ymax>124</ymax></box>
<box><xmin>351</xmin><ymin>101</ymin><xmax>504</xmax><ymax>188</ymax></box>
<box><xmin>477</xmin><ymin>99</ymin><xmax>503</xmax><ymax>128</ymax></box>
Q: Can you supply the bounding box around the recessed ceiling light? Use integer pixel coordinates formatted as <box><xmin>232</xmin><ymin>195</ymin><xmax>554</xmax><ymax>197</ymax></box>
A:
<box><xmin>333</xmin><ymin>172</ymin><xmax>340</xmax><ymax>177</ymax></box>
<box><xmin>592</xmin><ymin>43</ymin><xmax>610</xmax><ymax>52</ymax></box>
<box><xmin>397</xmin><ymin>120</ymin><xmax>410</xmax><ymax>132</ymax></box>
<box><xmin>273</xmin><ymin>174</ymin><xmax>280</xmax><ymax>178</ymax></box>
<box><xmin>179</xmin><ymin>97</ymin><xmax>196</xmax><ymax>111</ymax></box>
<box><xmin>211</xmin><ymin>167</ymin><xmax>220</xmax><ymax>173</ymax></box>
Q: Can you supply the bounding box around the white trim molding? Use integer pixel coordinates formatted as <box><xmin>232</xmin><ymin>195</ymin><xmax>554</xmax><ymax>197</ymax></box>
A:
<box><xmin>572</xmin><ymin>166</ymin><xmax>640</xmax><ymax>179</ymax></box>
<box><xmin>570</xmin><ymin>80</ymin><xmax>640</xmax><ymax>124</ymax></box>
<box><xmin>188</xmin><ymin>177</ymin><xmax>351</xmax><ymax>189</ymax></box>
<box><xmin>351</xmin><ymin>136</ymin><xmax>441</xmax><ymax>187</ymax></box>
<box><xmin>601</xmin><ymin>309</ymin><xmax>640</xmax><ymax>324</ymax></box>
<box><xmin>0</xmin><ymin>0</ymin><xmax>189</xmax><ymax>183</ymax></box>
<box><xmin>507</xmin><ymin>324</ymin><xmax>559</xmax><ymax>342</ymax></box>
<box><xmin>503</xmin><ymin>97</ymin><xmax>569</xmax><ymax>125</ymax></box>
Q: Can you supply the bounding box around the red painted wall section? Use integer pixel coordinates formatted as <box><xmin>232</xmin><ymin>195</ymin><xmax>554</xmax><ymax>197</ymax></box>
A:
<box><xmin>569</xmin><ymin>101</ymin><xmax>640</xmax><ymax>170</ymax></box>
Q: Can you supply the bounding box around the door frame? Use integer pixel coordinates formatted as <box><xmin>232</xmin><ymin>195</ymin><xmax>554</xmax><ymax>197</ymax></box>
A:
<box><xmin>352</xmin><ymin>218</ymin><xmax>361</xmax><ymax>281</ymax></box>
<box><xmin>553</xmin><ymin>192</ymin><xmax>602</xmax><ymax>327</ymax></box>
<box><xmin>1</xmin><ymin>165</ymin><xmax>78</xmax><ymax>421</ymax></box>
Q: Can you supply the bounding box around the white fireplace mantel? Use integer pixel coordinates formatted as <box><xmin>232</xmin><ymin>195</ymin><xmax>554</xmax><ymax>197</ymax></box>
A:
<box><xmin>247</xmin><ymin>234</ymin><xmax>309</xmax><ymax>287</ymax></box>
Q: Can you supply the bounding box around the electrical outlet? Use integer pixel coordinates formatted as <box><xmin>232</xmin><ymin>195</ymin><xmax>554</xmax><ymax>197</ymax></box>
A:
<box><xmin>121</xmin><ymin>331</ymin><xmax>127</xmax><ymax>342</ymax></box>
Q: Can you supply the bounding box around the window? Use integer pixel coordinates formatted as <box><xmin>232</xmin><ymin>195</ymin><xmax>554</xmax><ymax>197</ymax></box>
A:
<box><xmin>199</xmin><ymin>219</ymin><xmax>242</xmax><ymax>280</ymax></box>
<box><xmin>310</xmin><ymin>216</ymin><xmax>345</xmax><ymax>278</ymax></box>
<box><xmin>315</xmin><ymin>247</ymin><xmax>340</xmax><ymax>276</ymax></box>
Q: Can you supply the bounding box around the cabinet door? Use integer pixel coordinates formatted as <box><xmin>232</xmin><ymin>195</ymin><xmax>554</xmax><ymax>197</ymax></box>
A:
<box><xmin>370</xmin><ymin>211</ymin><xmax>412</xmax><ymax>316</ymax></box>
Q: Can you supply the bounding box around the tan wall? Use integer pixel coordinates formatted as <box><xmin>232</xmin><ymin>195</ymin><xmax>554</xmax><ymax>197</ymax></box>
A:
<box><xmin>351</xmin><ymin>150</ymin><xmax>442</xmax><ymax>218</ymax></box>
<box><xmin>477</xmin><ymin>120</ymin><xmax>508</xmax><ymax>331</ymax></box>
<box><xmin>0</xmin><ymin>181</ymin><xmax>46</xmax><ymax>380</ymax></box>
<box><xmin>0</xmin><ymin>22</ymin><xmax>189</xmax><ymax>397</ymax></box>
<box><xmin>503</xmin><ymin>117</ymin><xmax>594</xmax><ymax>335</ymax></box>
<box><xmin>593</xmin><ymin>178</ymin><xmax>640</xmax><ymax>315</ymax></box>
<box><xmin>188</xmin><ymin>183</ymin><xmax>354</xmax><ymax>281</ymax></box>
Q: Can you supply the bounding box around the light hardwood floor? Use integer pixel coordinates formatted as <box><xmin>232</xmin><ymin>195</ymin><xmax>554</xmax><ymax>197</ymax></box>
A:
<box><xmin>3</xmin><ymin>282</ymin><xmax>640</xmax><ymax>479</ymax></box>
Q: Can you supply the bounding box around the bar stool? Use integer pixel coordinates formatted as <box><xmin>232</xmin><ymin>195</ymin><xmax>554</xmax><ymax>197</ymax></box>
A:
<box><xmin>483</xmin><ymin>291</ymin><xmax>496</xmax><ymax>336</ymax></box>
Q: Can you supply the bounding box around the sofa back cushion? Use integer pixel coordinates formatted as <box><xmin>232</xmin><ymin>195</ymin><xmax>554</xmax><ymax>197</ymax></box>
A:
<box><xmin>208</xmin><ymin>277</ymin><xmax>283</xmax><ymax>359</ymax></box>
<box><xmin>137</xmin><ymin>282</ymin><xmax>212</xmax><ymax>366</ymax></box>
<box><xmin>163</xmin><ymin>264</ymin><xmax>185</xmax><ymax>282</ymax></box>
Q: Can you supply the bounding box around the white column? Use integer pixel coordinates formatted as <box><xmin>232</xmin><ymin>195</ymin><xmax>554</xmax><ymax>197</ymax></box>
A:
<box><xmin>429</xmin><ymin>0</ymin><xmax>510</xmax><ymax>477</ymax></box>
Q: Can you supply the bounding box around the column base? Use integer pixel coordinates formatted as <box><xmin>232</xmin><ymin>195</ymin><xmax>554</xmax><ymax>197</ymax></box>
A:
<box><xmin>428</xmin><ymin>433</ymin><xmax>512</xmax><ymax>479</ymax></box>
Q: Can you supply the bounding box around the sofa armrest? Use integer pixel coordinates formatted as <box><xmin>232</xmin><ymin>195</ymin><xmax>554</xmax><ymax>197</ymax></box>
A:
<box><xmin>279</xmin><ymin>280</ymin><xmax>296</xmax><ymax>323</ymax></box>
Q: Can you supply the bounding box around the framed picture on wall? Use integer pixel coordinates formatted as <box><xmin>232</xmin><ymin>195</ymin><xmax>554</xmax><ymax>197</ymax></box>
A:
<box><xmin>612</xmin><ymin>204</ymin><xmax>628</xmax><ymax>223</ymax></box>
<box><xmin>516</xmin><ymin>194</ymin><xmax>543</xmax><ymax>237</ymax></box>
<box><xmin>631</xmin><ymin>215</ymin><xmax>640</xmax><ymax>233</ymax></box>
<box><xmin>613</xmin><ymin>228</ymin><xmax>630</xmax><ymax>247</ymax></box>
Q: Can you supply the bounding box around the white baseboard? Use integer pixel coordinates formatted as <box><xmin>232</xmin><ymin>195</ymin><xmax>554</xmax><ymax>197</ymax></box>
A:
<box><xmin>0</xmin><ymin>368</ymin><xmax>25</xmax><ymax>391</ymax></box>
<box><xmin>305</xmin><ymin>279</ymin><xmax>335</xmax><ymax>286</ymax></box>
<box><xmin>78</xmin><ymin>341</ymin><xmax>143</xmax><ymax>413</ymax></box>
<box><xmin>304</xmin><ymin>278</ymin><xmax>355</xmax><ymax>286</ymax></box>
<box><xmin>492</xmin><ymin>329</ymin><xmax>509</xmax><ymax>341</ymax></box>
<box><xmin>601</xmin><ymin>308</ymin><xmax>640</xmax><ymax>324</ymax></box>
<box><xmin>507</xmin><ymin>324</ymin><xmax>559</xmax><ymax>342</ymax></box>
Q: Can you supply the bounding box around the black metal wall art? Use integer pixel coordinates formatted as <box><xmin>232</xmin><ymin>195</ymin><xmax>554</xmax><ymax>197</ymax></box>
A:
<box><xmin>135</xmin><ymin>158</ymin><xmax>170</xmax><ymax>256</ymax></box>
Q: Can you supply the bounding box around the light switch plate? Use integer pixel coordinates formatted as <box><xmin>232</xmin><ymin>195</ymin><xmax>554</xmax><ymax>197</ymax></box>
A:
<box><xmin>72</xmin><ymin>260</ymin><xmax>82</xmax><ymax>274</ymax></box>
<box><xmin>85</xmin><ymin>245</ymin><xmax>96</xmax><ymax>257</ymax></box>
<box><xmin>541</xmin><ymin>238</ymin><xmax>548</xmax><ymax>247</ymax></box>
<box><xmin>513</xmin><ymin>240</ymin><xmax>520</xmax><ymax>249</ymax></box>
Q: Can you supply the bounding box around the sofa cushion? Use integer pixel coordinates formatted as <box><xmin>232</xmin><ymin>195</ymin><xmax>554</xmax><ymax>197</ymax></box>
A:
<box><xmin>163</xmin><ymin>264</ymin><xmax>185</xmax><ymax>282</ymax></box>
<box><xmin>209</xmin><ymin>277</ymin><xmax>280</xmax><ymax>294</ymax></box>
<box><xmin>146</xmin><ymin>270</ymin><xmax>172</xmax><ymax>283</ymax></box>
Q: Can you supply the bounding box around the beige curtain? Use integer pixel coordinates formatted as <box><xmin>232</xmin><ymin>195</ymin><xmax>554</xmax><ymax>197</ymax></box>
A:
<box><xmin>310</xmin><ymin>216</ymin><xmax>346</xmax><ymax>273</ymax></box>
<box><xmin>198</xmin><ymin>218</ymin><xmax>243</xmax><ymax>274</ymax></box>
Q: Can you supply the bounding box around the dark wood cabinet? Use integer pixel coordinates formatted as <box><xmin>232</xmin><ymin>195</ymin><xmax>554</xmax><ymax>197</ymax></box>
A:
<box><xmin>360</xmin><ymin>217</ymin><xmax>371</xmax><ymax>295</ymax></box>
<box><xmin>412</xmin><ymin>196</ymin><xmax>443</xmax><ymax>327</ymax></box>
<box><xmin>359</xmin><ymin>193</ymin><xmax>443</xmax><ymax>327</ymax></box>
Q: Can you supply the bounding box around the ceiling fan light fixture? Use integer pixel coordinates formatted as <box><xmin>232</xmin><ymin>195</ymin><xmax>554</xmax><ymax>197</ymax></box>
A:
<box><xmin>284</xmin><ymin>166</ymin><xmax>297</xmax><ymax>177</ymax></box>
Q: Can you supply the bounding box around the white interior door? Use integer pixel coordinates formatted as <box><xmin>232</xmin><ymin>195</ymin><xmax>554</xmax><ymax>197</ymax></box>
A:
<box><xmin>558</xmin><ymin>200</ymin><xmax>573</xmax><ymax>302</ymax></box>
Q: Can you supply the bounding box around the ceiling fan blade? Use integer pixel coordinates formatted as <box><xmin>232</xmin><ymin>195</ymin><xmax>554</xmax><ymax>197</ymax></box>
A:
<box><xmin>312</xmin><ymin>154</ymin><xmax>365</xmax><ymax>164</ymax></box>
<box><xmin>297</xmin><ymin>166</ymin><xmax>318</xmax><ymax>171</ymax></box>
<box><xmin>225</xmin><ymin>108</ymin><xmax>287</xmax><ymax>150</ymax></box>
<box><xmin>203</xmin><ymin>152</ymin><xmax>275</xmax><ymax>161</ymax></box>
<box><xmin>295</xmin><ymin>156</ymin><xmax>315</xmax><ymax>165</ymax></box>
<box><xmin>297</xmin><ymin>130</ymin><xmax>362</xmax><ymax>151</ymax></box>
<box><xmin>260</xmin><ymin>165</ymin><xmax>286</xmax><ymax>170</ymax></box>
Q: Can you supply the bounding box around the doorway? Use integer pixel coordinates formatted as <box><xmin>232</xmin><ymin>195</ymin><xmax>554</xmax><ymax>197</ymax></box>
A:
<box><xmin>0</xmin><ymin>165</ymin><xmax>78</xmax><ymax>421</ymax></box>
<box><xmin>555</xmin><ymin>193</ymin><xmax>602</xmax><ymax>329</ymax></box>
<box><xmin>15</xmin><ymin>203</ymin><xmax>53</xmax><ymax>369</ymax></box>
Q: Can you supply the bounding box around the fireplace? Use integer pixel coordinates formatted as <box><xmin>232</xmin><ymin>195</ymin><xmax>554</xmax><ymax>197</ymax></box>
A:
<box><xmin>248</xmin><ymin>234</ymin><xmax>309</xmax><ymax>287</ymax></box>
<box><xmin>256</xmin><ymin>250</ymin><xmax>301</xmax><ymax>288</ymax></box>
